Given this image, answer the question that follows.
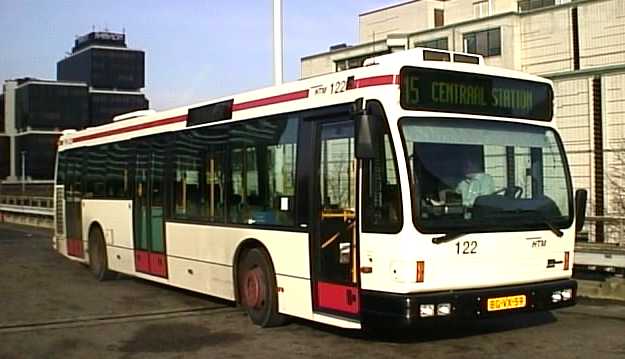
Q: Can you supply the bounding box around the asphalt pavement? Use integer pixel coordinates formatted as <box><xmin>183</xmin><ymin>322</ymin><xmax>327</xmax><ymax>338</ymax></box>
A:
<box><xmin>1</xmin><ymin>223</ymin><xmax>625</xmax><ymax>359</ymax></box>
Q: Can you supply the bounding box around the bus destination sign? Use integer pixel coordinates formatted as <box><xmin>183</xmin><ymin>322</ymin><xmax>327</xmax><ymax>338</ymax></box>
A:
<box><xmin>400</xmin><ymin>67</ymin><xmax>553</xmax><ymax>121</ymax></box>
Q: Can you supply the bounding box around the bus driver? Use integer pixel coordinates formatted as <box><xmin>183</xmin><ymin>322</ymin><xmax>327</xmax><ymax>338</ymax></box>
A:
<box><xmin>455</xmin><ymin>157</ymin><xmax>495</xmax><ymax>207</ymax></box>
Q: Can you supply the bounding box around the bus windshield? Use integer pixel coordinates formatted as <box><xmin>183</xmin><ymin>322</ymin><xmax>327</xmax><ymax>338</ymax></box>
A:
<box><xmin>399</xmin><ymin>118</ymin><xmax>573</xmax><ymax>234</ymax></box>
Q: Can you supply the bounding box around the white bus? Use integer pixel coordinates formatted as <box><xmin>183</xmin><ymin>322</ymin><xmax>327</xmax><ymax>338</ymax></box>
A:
<box><xmin>54</xmin><ymin>48</ymin><xmax>587</xmax><ymax>330</ymax></box>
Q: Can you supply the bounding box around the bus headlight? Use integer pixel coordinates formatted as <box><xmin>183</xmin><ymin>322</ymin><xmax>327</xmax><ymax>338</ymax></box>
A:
<box><xmin>561</xmin><ymin>288</ymin><xmax>573</xmax><ymax>301</ymax></box>
<box><xmin>551</xmin><ymin>291</ymin><xmax>562</xmax><ymax>303</ymax></box>
<box><xmin>437</xmin><ymin>303</ymin><xmax>452</xmax><ymax>316</ymax></box>
<box><xmin>419</xmin><ymin>304</ymin><xmax>435</xmax><ymax>317</ymax></box>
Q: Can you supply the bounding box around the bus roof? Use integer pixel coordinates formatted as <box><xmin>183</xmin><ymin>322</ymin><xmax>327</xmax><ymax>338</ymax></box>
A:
<box><xmin>58</xmin><ymin>48</ymin><xmax>553</xmax><ymax>151</ymax></box>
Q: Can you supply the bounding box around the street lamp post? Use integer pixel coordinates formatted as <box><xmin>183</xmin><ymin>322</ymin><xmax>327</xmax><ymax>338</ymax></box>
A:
<box><xmin>273</xmin><ymin>0</ymin><xmax>283</xmax><ymax>85</ymax></box>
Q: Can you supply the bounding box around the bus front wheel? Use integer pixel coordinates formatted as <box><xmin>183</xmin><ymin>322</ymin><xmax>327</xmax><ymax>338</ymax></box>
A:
<box><xmin>237</xmin><ymin>248</ymin><xmax>287</xmax><ymax>327</ymax></box>
<box><xmin>88</xmin><ymin>227</ymin><xmax>116</xmax><ymax>281</ymax></box>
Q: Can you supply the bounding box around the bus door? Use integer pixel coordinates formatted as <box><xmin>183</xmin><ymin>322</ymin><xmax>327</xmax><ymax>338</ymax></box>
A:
<box><xmin>65</xmin><ymin>149</ymin><xmax>84</xmax><ymax>258</ymax></box>
<box><xmin>309</xmin><ymin>118</ymin><xmax>360</xmax><ymax>316</ymax></box>
<box><xmin>133</xmin><ymin>139</ymin><xmax>168</xmax><ymax>278</ymax></box>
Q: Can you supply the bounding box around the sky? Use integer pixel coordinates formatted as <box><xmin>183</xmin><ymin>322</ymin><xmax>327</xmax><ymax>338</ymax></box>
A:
<box><xmin>0</xmin><ymin>0</ymin><xmax>398</xmax><ymax>110</ymax></box>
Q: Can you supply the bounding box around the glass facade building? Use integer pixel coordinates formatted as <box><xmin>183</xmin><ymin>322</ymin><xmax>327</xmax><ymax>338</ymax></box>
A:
<box><xmin>89</xmin><ymin>92</ymin><xmax>149</xmax><ymax>127</ymax></box>
<box><xmin>2</xmin><ymin>31</ymin><xmax>148</xmax><ymax>181</ymax></box>
<box><xmin>15</xmin><ymin>134</ymin><xmax>60</xmax><ymax>180</ymax></box>
<box><xmin>14</xmin><ymin>82</ymin><xmax>89</xmax><ymax>131</ymax></box>
<box><xmin>57</xmin><ymin>48</ymin><xmax>145</xmax><ymax>90</ymax></box>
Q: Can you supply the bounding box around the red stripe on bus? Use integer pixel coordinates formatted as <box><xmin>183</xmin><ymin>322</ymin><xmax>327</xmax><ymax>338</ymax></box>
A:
<box><xmin>72</xmin><ymin>115</ymin><xmax>187</xmax><ymax>143</ymax></box>
<box><xmin>354</xmin><ymin>75</ymin><xmax>397</xmax><ymax>88</ymax></box>
<box><xmin>232</xmin><ymin>90</ymin><xmax>310</xmax><ymax>111</ymax></box>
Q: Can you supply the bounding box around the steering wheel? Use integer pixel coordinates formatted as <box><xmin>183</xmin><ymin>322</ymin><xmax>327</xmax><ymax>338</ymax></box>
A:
<box><xmin>494</xmin><ymin>186</ymin><xmax>523</xmax><ymax>198</ymax></box>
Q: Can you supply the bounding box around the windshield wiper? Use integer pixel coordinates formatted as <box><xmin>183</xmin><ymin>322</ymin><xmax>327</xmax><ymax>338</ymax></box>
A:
<box><xmin>432</xmin><ymin>232</ymin><xmax>470</xmax><ymax>244</ymax></box>
<box><xmin>502</xmin><ymin>209</ymin><xmax>563</xmax><ymax>237</ymax></box>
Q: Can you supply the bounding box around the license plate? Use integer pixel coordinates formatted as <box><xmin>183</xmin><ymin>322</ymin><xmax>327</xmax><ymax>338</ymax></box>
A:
<box><xmin>487</xmin><ymin>295</ymin><xmax>527</xmax><ymax>312</ymax></box>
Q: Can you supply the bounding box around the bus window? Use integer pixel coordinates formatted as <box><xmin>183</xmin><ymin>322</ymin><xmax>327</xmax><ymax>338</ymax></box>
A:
<box><xmin>106</xmin><ymin>141</ymin><xmax>132</xmax><ymax>199</ymax></box>
<box><xmin>362</xmin><ymin>101</ymin><xmax>402</xmax><ymax>233</ymax></box>
<box><xmin>85</xmin><ymin>144</ymin><xmax>108</xmax><ymax>198</ymax></box>
<box><xmin>228</xmin><ymin>116</ymin><xmax>299</xmax><ymax>226</ymax></box>
<box><xmin>400</xmin><ymin>118</ymin><xmax>572</xmax><ymax>233</ymax></box>
<box><xmin>174</xmin><ymin>127</ymin><xmax>227</xmax><ymax>222</ymax></box>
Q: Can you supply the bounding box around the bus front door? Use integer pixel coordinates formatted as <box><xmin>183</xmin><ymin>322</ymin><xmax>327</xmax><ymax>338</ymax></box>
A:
<box><xmin>310</xmin><ymin>119</ymin><xmax>360</xmax><ymax>316</ymax></box>
<box><xmin>133</xmin><ymin>140</ymin><xmax>168</xmax><ymax>278</ymax></box>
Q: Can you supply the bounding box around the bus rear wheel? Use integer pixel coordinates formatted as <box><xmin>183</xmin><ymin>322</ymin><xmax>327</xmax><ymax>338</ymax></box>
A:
<box><xmin>237</xmin><ymin>248</ymin><xmax>287</xmax><ymax>327</ymax></box>
<box><xmin>88</xmin><ymin>227</ymin><xmax>116</xmax><ymax>281</ymax></box>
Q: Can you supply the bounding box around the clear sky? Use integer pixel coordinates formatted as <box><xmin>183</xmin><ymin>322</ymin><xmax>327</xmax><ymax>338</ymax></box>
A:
<box><xmin>0</xmin><ymin>0</ymin><xmax>397</xmax><ymax>110</ymax></box>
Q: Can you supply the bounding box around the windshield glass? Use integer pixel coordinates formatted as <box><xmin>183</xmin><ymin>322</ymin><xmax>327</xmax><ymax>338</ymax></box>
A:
<box><xmin>399</xmin><ymin>118</ymin><xmax>572</xmax><ymax>233</ymax></box>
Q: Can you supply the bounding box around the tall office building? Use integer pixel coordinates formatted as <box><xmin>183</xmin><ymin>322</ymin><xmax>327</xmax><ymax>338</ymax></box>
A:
<box><xmin>1</xmin><ymin>31</ymin><xmax>149</xmax><ymax>182</ymax></box>
<box><xmin>57</xmin><ymin>31</ymin><xmax>149</xmax><ymax>127</ymax></box>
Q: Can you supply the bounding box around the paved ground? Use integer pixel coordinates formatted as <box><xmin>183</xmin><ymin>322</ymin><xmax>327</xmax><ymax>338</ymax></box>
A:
<box><xmin>1</xmin><ymin>223</ymin><xmax>625</xmax><ymax>359</ymax></box>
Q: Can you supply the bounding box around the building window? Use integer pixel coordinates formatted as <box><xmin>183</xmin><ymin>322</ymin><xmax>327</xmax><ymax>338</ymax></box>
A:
<box><xmin>473</xmin><ymin>0</ymin><xmax>489</xmax><ymax>18</ymax></box>
<box><xmin>334</xmin><ymin>50</ymin><xmax>390</xmax><ymax>72</ymax></box>
<box><xmin>434</xmin><ymin>9</ymin><xmax>444</xmax><ymax>27</ymax></box>
<box><xmin>415</xmin><ymin>37</ymin><xmax>448</xmax><ymax>51</ymax></box>
<box><xmin>464</xmin><ymin>28</ymin><xmax>501</xmax><ymax>57</ymax></box>
<box><xmin>518</xmin><ymin>0</ymin><xmax>557</xmax><ymax>12</ymax></box>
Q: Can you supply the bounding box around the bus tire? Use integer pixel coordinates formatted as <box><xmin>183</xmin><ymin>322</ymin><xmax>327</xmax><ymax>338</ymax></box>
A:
<box><xmin>88</xmin><ymin>227</ymin><xmax>116</xmax><ymax>281</ymax></box>
<box><xmin>237</xmin><ymin>248</ymin><xmax>287</xmax><ymax>327</ymax></box>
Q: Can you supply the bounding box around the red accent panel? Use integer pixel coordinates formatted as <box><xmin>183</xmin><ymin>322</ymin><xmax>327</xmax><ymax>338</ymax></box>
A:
<box><xmin>67</xmin><ymin>239</ymin><xmax>84</xmax><ymax>258</ymax></box>
<box><xmin>149</xmin><ymin>253</ymin><xmax>168</xmax><ymax>278</ymax></box>
<box><xmin>232</xmin><ymin>90</ymin><xmax>309</xmax><ymax>111</ymax></box>
<box><xmin>135</xmin><ymin>250</ymin><xmax>150</xmax><ymax>273</ymax></box>
<box><xmin>73</xmin><ymin>115</ymin><xmax>187</xmax><ymax>143</ymax></box>
<box><xmin>355</xmin><ymin>75</ymin><xmax>396</xmax><ymax>88</ymax></box>
<box><xmin>316</xmin><ymin>281</ymin><xmax>360</xmax><ymax>314</ymax></box>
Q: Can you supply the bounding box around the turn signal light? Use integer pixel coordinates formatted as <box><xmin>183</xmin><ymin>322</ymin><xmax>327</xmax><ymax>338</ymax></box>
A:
<box><xmin>564</xmin><ymin>251</ymin><xmax>570</xmax><ymax>270</ymax></box>
<box><xmin>416</xmin><ymin>261</ymin><xmax>425</xmax><ymax>283</ymax></box>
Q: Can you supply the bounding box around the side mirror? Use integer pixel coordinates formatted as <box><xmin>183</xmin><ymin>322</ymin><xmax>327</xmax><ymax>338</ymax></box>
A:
<box><xmin>575</xmin><ymin>189</ymin><xmax>587</xmax><ymax>233</ymax></box>
<box><xmin>355</xmin><ymin>113</ymin><xmax>377</xmax><ymax>159</ymax></box>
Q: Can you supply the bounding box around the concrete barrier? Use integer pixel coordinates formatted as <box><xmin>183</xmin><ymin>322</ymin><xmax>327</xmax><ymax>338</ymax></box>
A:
<box><xmin>576</xmin><ymin>277</ymin><xmax>625</xmax><ymax>302</ymax></box>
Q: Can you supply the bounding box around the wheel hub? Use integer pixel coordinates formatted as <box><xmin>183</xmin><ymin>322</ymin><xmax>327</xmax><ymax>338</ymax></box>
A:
<box><xmin>242</xmin><ymin>267</ymin><xmax>265</xmax><ymax>308</ymax></box>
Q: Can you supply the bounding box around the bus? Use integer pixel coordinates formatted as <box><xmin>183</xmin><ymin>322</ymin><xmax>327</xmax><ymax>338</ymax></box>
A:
<box><xmin>53</xmin><ymin>48</ymin><xmax>587</xmax><ymax>330</ymax></box>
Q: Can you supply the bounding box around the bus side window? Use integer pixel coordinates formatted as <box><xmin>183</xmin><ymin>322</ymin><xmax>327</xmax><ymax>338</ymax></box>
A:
<box><xmin>106</xmin><ymin>141</ymin><xmax>132</xmax><ymax>199</ymax></box>
<box><xmin>227</xmin><ymin>116</ymin><xmax>298</xmax><ymax>227</ymax></box>
<box><xmin>362</xmin><ymin>101</ymin><xmax>402</xmax><ymax>233</ymax></box>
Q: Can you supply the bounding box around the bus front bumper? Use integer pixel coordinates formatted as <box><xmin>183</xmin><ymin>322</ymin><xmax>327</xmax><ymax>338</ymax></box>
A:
<box><xmin>360</xmin><ymin>279</ymin><xmax>577</xmax><ymax>327</ymax></box>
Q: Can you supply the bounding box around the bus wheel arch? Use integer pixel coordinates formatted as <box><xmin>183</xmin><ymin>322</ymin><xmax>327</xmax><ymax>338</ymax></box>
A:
<box><xmin>233</xmin><ymin>239</ymin><xmax>287</xmax><ymax>327</ymax></box>
<box><xmin>87</xmin><ymin>222</ymin><xmax>116</xmax><ymax>281</ymax></box>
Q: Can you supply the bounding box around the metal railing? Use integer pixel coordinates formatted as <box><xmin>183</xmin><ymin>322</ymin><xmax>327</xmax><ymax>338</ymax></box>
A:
<box><xmin>0</xmin><ymin>195</ymin><xmax>54</xmax><ymax>209</ymax></box>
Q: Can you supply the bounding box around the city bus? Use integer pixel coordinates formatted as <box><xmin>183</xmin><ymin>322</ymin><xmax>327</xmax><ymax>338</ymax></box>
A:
<box><xmin>53</xmin><ymin>48</ymin><xmax>587</xmax><ymax>330</ymax></box>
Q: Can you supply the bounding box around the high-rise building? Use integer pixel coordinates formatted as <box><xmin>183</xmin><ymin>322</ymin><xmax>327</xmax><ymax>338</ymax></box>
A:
<box><xmin>57</xmin><ymin>31</ymin><xmax>149</xmax><ymax>127</ymax></box>
<box><xmin>57</xmin><ymin>32</ymin><xmax>145</xmax><ymax>90</ymax></box>
<box><xmin>1</xmin><ymin>31</ymin><xmax>149</xmax><ymax>181</ymax></box>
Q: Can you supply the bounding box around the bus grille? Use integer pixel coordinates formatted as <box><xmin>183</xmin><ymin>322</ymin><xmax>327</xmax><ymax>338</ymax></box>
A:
<box><xmin>55</xmin><ymin>186</ymin><xmax>65</xmax><ymax>235</ymax></box>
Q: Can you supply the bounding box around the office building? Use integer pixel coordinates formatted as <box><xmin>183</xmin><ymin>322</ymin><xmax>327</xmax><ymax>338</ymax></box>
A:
<box><xmin>301</xmin><ymin>0</ymin><xmax>625</xmax><ymax>242</ymax></box>
<box><xmin>1</xmin><ymin>31</ymin><xmax>149</xmax><ymax>181</ymax></box>
<box><xmin>58</xmin><ymin>31</ymin><xmax>149</xmax><ymax>126</ymax></box>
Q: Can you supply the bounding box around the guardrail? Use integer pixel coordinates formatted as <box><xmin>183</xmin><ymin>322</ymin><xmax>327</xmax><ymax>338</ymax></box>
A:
<box><xmin>0</xmin><ymin>195</ymin><xmax>54</xmax><ymax>228</ymax></box>
<box><xmin>0</xmin><ymin>195</ymin><xmax>54</xmax><ymax>209</ymax></box>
